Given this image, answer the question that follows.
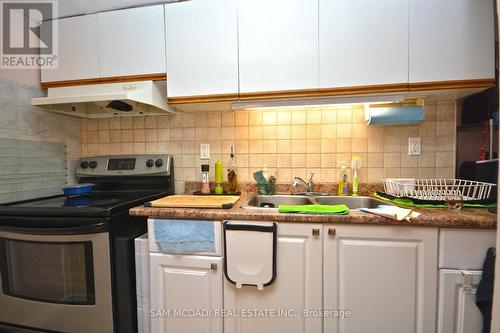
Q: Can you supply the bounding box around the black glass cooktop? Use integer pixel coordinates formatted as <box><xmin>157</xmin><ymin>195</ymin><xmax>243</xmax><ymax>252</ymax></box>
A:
<box><xmin>16</xmin><ymin>192</ymin><xmax>137</xmax><ymax>209</ymax></box>
<box><xmin>0</xmin><ymin>190</ymin><xmax>171</xmax><ymax>218</ymax></box>
<box><xmin>15</xmin><ymin>195</ymin><xmax>125</xmax><ymax>208</ymax></box>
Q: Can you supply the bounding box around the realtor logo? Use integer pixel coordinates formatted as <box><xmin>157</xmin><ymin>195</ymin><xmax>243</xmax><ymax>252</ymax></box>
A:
<box><xmin>1</xmin><ymin>0</ymin><xmax>58</xmax><ymax>68</ymax></box>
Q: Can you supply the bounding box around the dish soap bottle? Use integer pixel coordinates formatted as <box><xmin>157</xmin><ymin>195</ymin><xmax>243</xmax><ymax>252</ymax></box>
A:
<box><xmin>338</xmin><ymin>166</ymin><xmax>349</xmax><ymax>196</ymax></box>
<box><xmin>226</xmin><ymin>146</ymin><xmax>239</xmax><ymax>194</ymax></box>
<box><xmin>351</xmin><ymin>156</ymin><xmax>361</xmax><ymax>196</ymax></box>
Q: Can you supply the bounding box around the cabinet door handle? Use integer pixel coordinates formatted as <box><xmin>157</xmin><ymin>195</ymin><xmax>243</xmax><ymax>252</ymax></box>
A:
<box><xmin>312</xmin><ymin>228</ymin><xmax>320</xmax><ymax>236</ymax></box>
<box><xmin>328</xmin><ymin>228</ymin><xmax>336</xmax><ymax>236</ymax></box>
<box><xmin>210</xmin><ymin>263</ymin><xmax>218</xmax><ymax>271</ymax></box>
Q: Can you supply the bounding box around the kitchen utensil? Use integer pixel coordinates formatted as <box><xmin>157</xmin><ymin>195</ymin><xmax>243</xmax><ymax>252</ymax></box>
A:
<box><xmin>253</xmin><ymin>170</ymin><xmax>267</xmax><ymax>184</ymax></box>
<box><xmin>383</xmin><ymin>178</ymin><xmax>495</xmax><ymax>201</ymax></box>
<box><xmin>145</xmin><ymin>195</ymin><xmax>240</xmax><ymax>209</ymax></box>
<box><xmin>266</xmin><ymin>176</ymin><xmax>276</xmax><ymax>195</ymax></box>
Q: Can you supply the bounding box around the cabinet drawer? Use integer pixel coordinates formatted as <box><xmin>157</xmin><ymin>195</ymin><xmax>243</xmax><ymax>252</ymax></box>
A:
<box><xmin>439</xmin><ymin>229</ymin><xmax>496</xmax><ymax>269</ymax></box>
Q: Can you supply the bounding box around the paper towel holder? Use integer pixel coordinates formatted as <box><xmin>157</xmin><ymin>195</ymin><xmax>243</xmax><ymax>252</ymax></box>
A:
<box><xmin>365</xmin><ymin>98</ymin><xmax>425</xmax><ymax>126</ymax></box>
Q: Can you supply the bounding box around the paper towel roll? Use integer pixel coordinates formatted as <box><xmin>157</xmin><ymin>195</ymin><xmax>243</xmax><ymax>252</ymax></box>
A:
<box><xmin>366</xmin><ymin>106</ymin><xmax>424</xmax><ymax>126</ymax></box>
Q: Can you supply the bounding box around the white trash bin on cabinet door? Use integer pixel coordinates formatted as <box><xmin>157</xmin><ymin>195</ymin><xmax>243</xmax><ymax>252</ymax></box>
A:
<box><xmin>223</xmin><ymin>221</ymin><xmax>277</xmax><ymax>290</ymax></box>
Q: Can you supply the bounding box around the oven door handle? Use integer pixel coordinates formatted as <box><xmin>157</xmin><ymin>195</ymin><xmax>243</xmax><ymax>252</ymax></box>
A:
<box><xmin>0</xmin><ymin>223</ymin><xmax>108</xmax><ymax>235</ymax></box>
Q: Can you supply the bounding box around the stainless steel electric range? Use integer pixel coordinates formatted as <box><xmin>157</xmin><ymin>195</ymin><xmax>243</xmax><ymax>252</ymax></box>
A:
<box><xmin>0</xmin><ymin>154</ymin><xmax>174</xmax><ymax>333</ymax></box>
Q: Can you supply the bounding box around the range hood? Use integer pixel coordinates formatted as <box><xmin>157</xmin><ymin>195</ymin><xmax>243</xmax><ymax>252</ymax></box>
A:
<box><xmin>31</xmin><ymin>81</ymin><xmax>176</xmax><ymax>118</ymax></box>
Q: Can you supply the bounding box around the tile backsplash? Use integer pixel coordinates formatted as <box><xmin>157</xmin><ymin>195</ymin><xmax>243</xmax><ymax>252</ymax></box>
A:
<box><xmin>0</xmin><ymin>79</ymin><xmax>81</xmax><ymax>184</ymax></box>
<box><xmin>81</xmin><ymin>101</ymin><xmax>456</xmax><ymax>193</ymax></box>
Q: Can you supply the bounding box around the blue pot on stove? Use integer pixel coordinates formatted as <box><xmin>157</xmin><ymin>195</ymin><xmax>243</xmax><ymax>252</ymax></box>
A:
<box><xmin>63</xmin><ymin>183</ymin><xmax>95</xmax><ymax>197</ymax></box>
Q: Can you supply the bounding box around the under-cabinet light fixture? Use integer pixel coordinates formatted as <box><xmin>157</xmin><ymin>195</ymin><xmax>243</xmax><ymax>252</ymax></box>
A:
<box><xmin>231</xmin><ymin>94</ymin><xmax>406</xmax><ymax>111</ymax></box>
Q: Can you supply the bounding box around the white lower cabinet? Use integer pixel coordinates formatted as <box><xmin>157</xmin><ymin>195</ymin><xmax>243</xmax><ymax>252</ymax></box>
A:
<box><xmin>437</xmin><ymin>229</ymin><xmax>496</xmax><ymax>333</ymax></box>
<box><xmin>224</xmin><ymin>223</ymin><xmax>323</xmax><ymax>333</ymax></box>
<box><xmin>323</xmin><ymin>225</ymin><xmax>438</xmax><ymax>333</ymax></box>
<box><xmin>149</xmin><ymin>253</ymin><xmax>223</xmax><ymax>333</ymax></box>
<box><xmin>147</xmin><ymin>223</ymin><xmax>447</xmax><ymax>333</ymax></box>
<box><xmin>437</xmin><ymin>270</ymin><xmax>483</xmax><ymax>333</ymax></box>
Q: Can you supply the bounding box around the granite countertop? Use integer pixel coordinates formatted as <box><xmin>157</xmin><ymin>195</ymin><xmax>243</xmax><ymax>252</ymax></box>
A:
<box><xmin>130</xmin><ymin>190</ymin><xmax>497</xmax><ymax>229</ymax></box>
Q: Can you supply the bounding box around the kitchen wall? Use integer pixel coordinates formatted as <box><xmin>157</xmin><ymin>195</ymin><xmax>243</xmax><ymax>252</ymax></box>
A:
<box><xmin>81</xmin><ymin>101</ymin><xmax>456</xmax><ymax>193</ymax></box>
<box><xmin>0</xmin><ymin>69</ymin><xmax>41</xmax><ymax>88</ymax></box>
<box><xmin>0</xmin><ymin>78</ymin><xmax>81</xmax><ymax>183</ymax></box>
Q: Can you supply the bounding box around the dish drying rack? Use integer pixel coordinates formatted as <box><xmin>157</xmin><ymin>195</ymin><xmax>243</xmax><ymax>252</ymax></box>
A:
<box><xmin>383</xmin><ymin>178</ymin><xmax>496</xmax><ymax>201</ymax></box>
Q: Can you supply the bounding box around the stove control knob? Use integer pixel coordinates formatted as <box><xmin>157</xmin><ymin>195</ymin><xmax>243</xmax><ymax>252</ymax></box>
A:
<box><xmin>155</xmin><ymin>159</ymin><xmax>164</xmax><ymax>167</ymax></box>
<box><xmin>146</xmin><ymin>159</ymin><xmax>154</xmax><ymax>168</ymax></box>
<box><xmin>89</xmin><ymin>161</ymin><xmax>98</xmax><ymax>169</ymax></box>
<box><xmin>80</xmin><ymin>161</ymin><xmax>89</xmax><ymax>169</ymax></box>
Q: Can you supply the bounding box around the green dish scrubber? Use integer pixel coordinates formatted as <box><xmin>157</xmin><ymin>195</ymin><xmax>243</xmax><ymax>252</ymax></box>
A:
<box><xmin>279</xmin><ymin>204</ymin><xmax>349</xmax><ymax>215</ymax></box>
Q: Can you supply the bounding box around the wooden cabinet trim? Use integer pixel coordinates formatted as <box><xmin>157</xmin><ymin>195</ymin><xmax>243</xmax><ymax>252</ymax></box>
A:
<box><xmin>316</xmin><ymin>83</ymin><xmax>409</xmax><ymax>97</ymax></box>
<box><xmin>408</xmin><ymin>78</ymin><xmax>495</xmax><ymax>91</ymax></box>
<box><xmin>167</xmin><ymin>79</ymin><xmax>494</xmax><ymax>104</ymax></box>
<box><xmin>238</xmin><ymin>88</ymin><xmax>319</xmax><ymax>101</ymax></box>
<box><xmin>42</xmin><ymin>77</ymin><xmax>495</xmax><ymax>101</ymax></box>
<box><xmin>167</xmin><ymin>93</ymin><xmax>240</xmax><ymax>104</ymax></box>
<box><xmin>41</xmin><ymin>73</ymin><xmax>167</xmax><ymax>88</ymax></box>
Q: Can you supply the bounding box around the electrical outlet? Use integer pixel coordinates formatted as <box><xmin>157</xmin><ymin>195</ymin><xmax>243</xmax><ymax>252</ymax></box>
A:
<box><xmin>200</xmin><ymin>143</ymin><xmax>210</xmax><ymax>159</ymax></box>
<box><xmin>408</xmin><ymin>137</ymin><xmax>421</xmax><ymax>156</ymax></box>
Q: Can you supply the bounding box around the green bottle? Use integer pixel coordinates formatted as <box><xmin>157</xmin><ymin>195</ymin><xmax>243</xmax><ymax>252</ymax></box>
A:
<box><xmin>214</xmin><ymin>160</ymin><xmax>223</xmax><ymax>194</ymax></box>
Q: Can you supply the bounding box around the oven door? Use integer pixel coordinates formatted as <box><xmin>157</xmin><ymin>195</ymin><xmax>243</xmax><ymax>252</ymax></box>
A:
<box><xmin>0</xmin><ymin>224</ymin><xmax>113</xmax><ymax>333</ymax></box>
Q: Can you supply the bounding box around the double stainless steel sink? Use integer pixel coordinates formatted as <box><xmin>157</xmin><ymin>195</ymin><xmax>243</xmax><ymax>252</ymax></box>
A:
<box><xmin>241</xmin><ymin>194</ymin><xmax>390</xmax><ymax>211</ymax></box>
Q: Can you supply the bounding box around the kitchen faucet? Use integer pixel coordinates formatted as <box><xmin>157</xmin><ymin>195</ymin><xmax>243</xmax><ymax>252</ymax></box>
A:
<box><xmin>293</xmin><ymin>172</ymin><xmax>315</xmax><ymax>193</ymax></box>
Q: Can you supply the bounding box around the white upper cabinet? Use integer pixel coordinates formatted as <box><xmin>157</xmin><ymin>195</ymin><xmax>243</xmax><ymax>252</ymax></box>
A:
<box><xmin>98</xmin><ymin>5</ymin><xmax>166</xmax><ymax>78</ymax></box>
<box><xmin>41</xmin><ymin>15</ymin><xmax>100</xmax><ymax>83</ymax></box>
<box><xmin>409</xmin><ymin>0</ymin><xmax>495</xmax><ymax>83</ymax></box>
<box><xmin>237</xmin><ymin>0</ymin><xmax>318</xmax><ymax>94</ymax></box>
<box><xmin>165</xmin><ymin>0</ymin><xmax>239</xmax><ymax>98</ymax></box>
<box><xmin>319</xmin><ymin>0</ymin><xmax>409</xmax><ymax>88</ymax></box>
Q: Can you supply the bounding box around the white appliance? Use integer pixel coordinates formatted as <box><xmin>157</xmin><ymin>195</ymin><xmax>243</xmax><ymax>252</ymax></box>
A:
<box><xmin>437</xmin><ymin>229</ymin><xmax>497</xmax><ymax>333</ymax></box>
<box><xmin>31</xmin><ymin>81</ymin><xmax>176</xmax><ymax>118</ymax></box>
<box><xmin>135</xmin><ymin>233</ymin><xmax>151</xmax><ymax>333</ymax></box>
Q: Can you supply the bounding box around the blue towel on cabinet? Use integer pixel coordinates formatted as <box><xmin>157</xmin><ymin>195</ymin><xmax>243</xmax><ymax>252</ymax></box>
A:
<box><xmin>154</xmin><ymin>220</ymin><xmax>215</xmax><ymax>254</ymax></box>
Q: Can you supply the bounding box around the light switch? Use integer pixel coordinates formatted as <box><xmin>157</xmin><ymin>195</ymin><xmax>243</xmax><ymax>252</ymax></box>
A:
<box><xmin>200</xmin><ymin>143</ymin><xmax>210</xmax><ymax>159</ymax></box>
<box><xmin>408</xmin><ymin>137</ymin><xmax>421</xmax><ymax>156</ymax></box>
